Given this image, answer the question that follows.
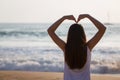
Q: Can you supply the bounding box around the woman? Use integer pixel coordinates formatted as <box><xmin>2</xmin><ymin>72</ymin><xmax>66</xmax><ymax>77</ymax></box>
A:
<box><xmin>47</xmin><ymin>14</ymin><xmax>106</xmax><ymax>80</ymax></box>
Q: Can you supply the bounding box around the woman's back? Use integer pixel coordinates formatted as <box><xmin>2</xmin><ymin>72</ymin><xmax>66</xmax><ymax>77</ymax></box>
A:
<box><xmin>64</xmin><ymin>47</ymin><xmax>91</xmax><ymax>80</ymax></box>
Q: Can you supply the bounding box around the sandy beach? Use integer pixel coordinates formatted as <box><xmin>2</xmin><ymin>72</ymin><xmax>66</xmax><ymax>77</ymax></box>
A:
<box><xmin>0</xmin><ymin>71</ymin><xmax>120</xmax><ymax>80</ymax></box>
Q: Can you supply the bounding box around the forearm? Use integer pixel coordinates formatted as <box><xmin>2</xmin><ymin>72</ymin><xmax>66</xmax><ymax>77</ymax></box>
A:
<box><xmin>47</xmin><ymin>17</ymin><xmax>65</xmax><ymax>33</ymax></box>
<box><xmin>87</xmin><ymin>15</ymin><xmax>106</xmax><ymax>31</ymax></box>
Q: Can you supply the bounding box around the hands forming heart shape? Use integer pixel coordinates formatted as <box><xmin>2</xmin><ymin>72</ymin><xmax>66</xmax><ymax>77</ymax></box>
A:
<box><xmin>64</xmin><ymin>14</ymin><xmax>90</xmax><ymax>23</ymax></box>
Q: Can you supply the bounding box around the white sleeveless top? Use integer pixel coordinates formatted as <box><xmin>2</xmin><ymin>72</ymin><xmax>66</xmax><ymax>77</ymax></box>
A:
<box><xmin>64</xmin><ymin>47</ymin><xmax>91</xmax><ymax>80</ymax></box>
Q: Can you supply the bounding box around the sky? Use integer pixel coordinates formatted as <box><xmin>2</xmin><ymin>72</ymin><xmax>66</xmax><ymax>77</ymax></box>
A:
<box><xmin>0</xmin><ymin>0</ymin><xmax>120</xmax><ymax>23</ymax></box>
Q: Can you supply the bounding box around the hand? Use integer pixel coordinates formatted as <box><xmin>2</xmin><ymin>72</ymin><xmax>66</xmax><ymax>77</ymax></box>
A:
<box><xmin>63</xmin><ymin>15</ymin><xmax>76</xmax><ymax>22</ymax></box>
<box><xmin>77</xmin><ymin>14</ymin><xmax>90</xmax><ymax>23</ymax></box>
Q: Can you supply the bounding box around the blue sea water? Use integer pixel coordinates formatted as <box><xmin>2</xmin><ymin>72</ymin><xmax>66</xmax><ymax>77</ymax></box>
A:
<box><xmin>0</xmin><ymin>23</ymin><xmax>120</xmax><ymax>74</ymax></box>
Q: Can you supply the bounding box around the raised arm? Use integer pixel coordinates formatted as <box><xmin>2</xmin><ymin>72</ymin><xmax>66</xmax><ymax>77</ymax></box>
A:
<box><xmin>77</xmin><ymin>14</ymin><xmax>106</xmax><ymax>51</ymax></box>
<box><xmin>47</xmin><ymin>15</ymin><xmax>76</xmax><ymax>52</ymax></box>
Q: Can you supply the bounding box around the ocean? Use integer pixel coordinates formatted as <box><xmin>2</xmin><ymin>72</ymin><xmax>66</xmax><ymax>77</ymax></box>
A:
<box><xmin>0</xmin><ymin>23</ymin><xmax>120</xmax><ymax>74</ymax></box>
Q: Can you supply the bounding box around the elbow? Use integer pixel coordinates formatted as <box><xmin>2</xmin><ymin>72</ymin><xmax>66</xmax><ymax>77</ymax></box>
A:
<box><xmin>47</xmin><ymin>28</ymin><xmax>54</xmax><ymax>35</ymax></box>
<box><xmin>103</xmin><ymin>26</ymin><xmax>106</xmax><ymax>31</ymax></box>
<box><xmin>98</xmin><ymin>26</ymin><xmax>106</xmax><ymax>33</ymax></box>
<box><xmin>101</xmin><ymin>26</ymin><xmax>106</xmax><ymax>33</ymax></box>
<box><xmin>100</xmin><ymin>25</ymin><xmax>106</xmax><ymax>32</ymax></box>
<box><xmin>47</xmin><ymin>28</ymin><xmax>50</xmax><ymax>33</ymax></box>
<box><xmin>47</xmin><ymin>28</ymin><xmax>51</xmax><ymax>35</ymax></box>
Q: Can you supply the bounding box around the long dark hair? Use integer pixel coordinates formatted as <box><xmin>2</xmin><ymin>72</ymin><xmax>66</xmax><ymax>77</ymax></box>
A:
<box><xmin>65</xmin><ymin>24</ymin><xmax>87</xmax><ymax>69</ymax></box>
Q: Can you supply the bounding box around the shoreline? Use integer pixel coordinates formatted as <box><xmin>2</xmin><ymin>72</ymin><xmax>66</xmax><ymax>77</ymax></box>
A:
<box><xmin>0</xmin><ymin>71</ymin><xmax>120</xmax><ymax>80</ymax></box>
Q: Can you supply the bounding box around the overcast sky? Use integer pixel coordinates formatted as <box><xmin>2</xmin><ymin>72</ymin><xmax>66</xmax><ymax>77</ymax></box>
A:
<box><xmin>0</xmin><ymin>0</ymin><xmax>120</xmax><ymax>23</ymax></box>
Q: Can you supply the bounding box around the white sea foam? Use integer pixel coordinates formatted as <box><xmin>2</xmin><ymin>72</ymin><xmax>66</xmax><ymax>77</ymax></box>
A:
<box><xmin>0</xmin><ymin>46</ymin><xmax>120</xmax><ymax>73</ymax></box>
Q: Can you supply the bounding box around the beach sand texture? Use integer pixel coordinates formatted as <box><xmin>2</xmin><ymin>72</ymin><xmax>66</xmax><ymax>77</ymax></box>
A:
<box><xmin>0</xmin><ymin>71</ymin><xmax>120</xmax><ymax>80</ymax></box>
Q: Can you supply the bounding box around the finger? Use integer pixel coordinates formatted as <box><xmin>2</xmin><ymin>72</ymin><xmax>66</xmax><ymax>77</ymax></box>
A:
<box><xmin>76</xmin><ymin>20</ymin><xmax>80</xmax><ymax>23</ymax></box>
<box><xmin>70</xmin><ymin>15</ymin><xmax>76</xmax><ymax>22</ymax></box>
<box><xmin>77</xmin><ymin>14</ymin><xmax>86</xmax><ymax>23</ymax></box>
<box><xmin>73</xmin><ymin>17</ymin><xmax>77</xmax><ymax>22</ymax></box>
<box><xmin>77</xmin><ymin>17</ymin><xmax>80</xmax><ymax>23</ymax></box>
